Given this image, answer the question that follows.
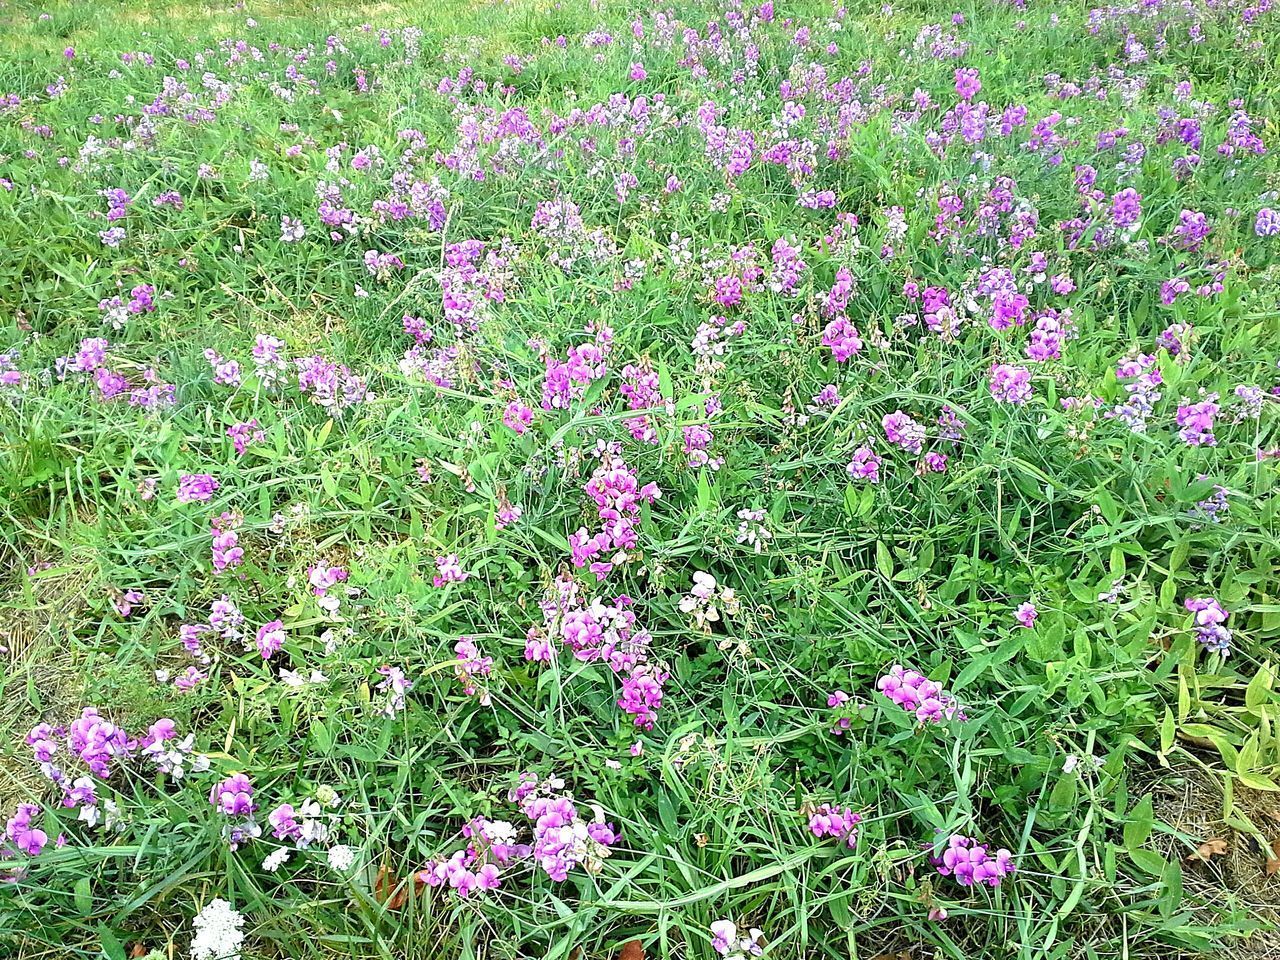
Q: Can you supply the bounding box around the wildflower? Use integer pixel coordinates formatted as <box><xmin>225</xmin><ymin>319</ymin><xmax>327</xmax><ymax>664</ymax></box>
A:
<box><xmin>821</xmin><ymin>317</ymin><xmax>863</xmax><ymax>362</ymax></box>
<box><xmin>376</xmin><ymin>665</ymin><xmax>413</xmax><ymax>717</ymax></box>
<box><xmin>920</xmin><ymin>452</ymin><xmax>948</xmax><ymax>474</ymax></box>
<box><xmin>209</xmin><ymin>774</ymin><xmax>255</xmax><ymax>817</ymax></box>
<box><xmin>877</xmin><ymin>665</ymin><xmax>965</xmax><ymax>724</ymax></box>
<box><xmin>503</xmin><ymin>400</ymin><xmax>533</xmax><ymax>434</ymax></box>
<box><xmin>1108</xmin><ymin>353</ymin><xmax>1163</xmax><ymax>433</ymax></box>
<box><xmin>4</xmin><ymin>803</ymin><xmax>48</xmax><ymax>858</ymax></box>
<box><xmin>931</xmin><ymin>834</ymin><xmax>1015</xmax><ymax>887</ymax></box>
<box><xmin>254</xmin><ymin>621</ymin><xmax>285</xmax><ymax>659</ymax></box>
<box><xmin>227</xmin><ymin>419</ymin><xmax>264</xmax><ymax>456</ymax></box>
<box><xmin>454</xmin><ymin>637</ymin><xmax>493</xmax><ymax>704</ymax></box>
<box><xmin>882</xmin><ymin>411</ymin><xmax>926</xmax><ymax>454</ymax></box>
<box><xmin>211</xmin><ymin>512</ymin><xmax>243</xmax><ymax>573</ymax></box>
<box><xmin>1015</xmin><ymin>602</ymin><xmax>1037</xmax><ymax>628</ymax></box>
<box><xmin>190</xmin><ymin>900</ymin><xmax>246</xmax><ymax>960</ymax></box>
<box><xmin>710</xmin><ymin>920</ymin><xmax>764</xmax><ymax>959</ymax></box>
<box><xmin>846</xmin><ymin>446</ymin><xmax>882</xmax><ymax>483</ymax></box>
<box><xmin>262</xmin><ymin>847</ymin><xmax>290</xmax><ymax>872</ymax></box>
<box><xmin>111</xmin><ymin>589</ymin><xmax>144</xmax><ymax>618</ymax></box>
<box><xmin>734</xmin><ymin>509</ymin><xmax>772</xmax><ymax>553</ymax></box>
<box><xmin>1176</xmin><ymin>395</ymin><xmax>1219</xmax><ymax>446</ymax></box>
<box><xmin>433</xmin><ymin>554</ymin><xmax>469</xmax><ymax>587</ymax></box>
<box><xmin>1256</xmin><ymin>208</ymin><xmax>1280</xmax><ymax>237</ymax></box>
<box><xmin>280</xmin><ymin>215</ymin><xmax>305</xmax><ymax>242</ymax></box>
<box><xmin>1184</xmin><ymin>597</ymin><xmax>1231</xmax><ymax>656</ymax></box>
<box><xmin>327</xmin><ymin>844</ymin><xmax>356</xmax><ymax>871</ymax></box>
<box><xmin>679</xmin><ymin>572</ymin><xmax>739</xmax><ymax>630</ymax></box>
<box><xmin>176</xmin><ymin>473</ymin><xmax>219</xmax><ymax>503</ymax></box>
<box><xmin>809</xmin><ymin>804</ymin><xmax>861</xmax><ymax>848</ymax></box>
<box><xmin>989</xmin><ymin>364</ymin><xmax>1033</xmax><ymax>405</ymax></box>
<box><xmin>954</xmin><ymin>67</ymin><xmax>981</xmax><ymax>100</ymax></box>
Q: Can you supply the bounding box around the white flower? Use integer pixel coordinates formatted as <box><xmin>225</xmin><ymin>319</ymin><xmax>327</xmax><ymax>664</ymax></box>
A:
<box><xmin>190</xmin><ymin>899</ymin><xmax>245</xmax><ymax>960</ymax></box>
<box><xmin>280</xmin><ymin>216</ymin><xmax>305</xmax><ymax>243</ymax></box>
<box><xmin>1063</xmin><ymin>755</ymin><xmax>1080</xmax><ymax>773</ymax></box>
<box><xmin>327</xmin><ymin>844</ymin><xmax>356</xmax><ymax>872</ymax></box>
<box><xmin>262</xmin><ymin>847</ymin><xmax>290</xmax><ymax>872</ymax></box>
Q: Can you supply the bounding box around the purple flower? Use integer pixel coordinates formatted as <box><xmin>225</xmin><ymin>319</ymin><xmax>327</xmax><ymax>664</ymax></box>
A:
<box><xmin>209</xmin><ymin>773</ymin><xmax>255</xmax><ymax>817</ymax></box>
<box><xmin>255</xmin><ymin>620</ymin><xmax>286</xmax><ymax>659</ymax></box>
<box><xmin>1175</xmin><ymin>394</ymin><xmax>1219</xmax><ymax>446</ymax></box>
<box><xmin>176</xmin><ymin>473</ymin><xmax>219</xmax><ymax>503</ymax></box>
<box><xmin>503</xmin><ymin>400</ymin><xmax>533</xmax><ymax>435</ymax></box>
<box><xmin>882</xmin><ymin>411</ymin><xmax>926</xmax><ymax>454</ymax></box>
<box><xmin>821</xmin><ymin>317</ymin><xmax>863</xmax><ymax>362</ymax></box>
<box><xmin>1255</xmin><ymin>208</ymin><xmax>1280</xmax><ymax>237</ymax></box>
<box><xmin>433</xmin><ymin>554</ymin><xmax>469</xmax><ymax>587</ymax></box>
<box><xmin>954</xmin><ymin>67</ymin><xmax>981</xmax><ymax>101</ymax></box>
<box><xmin>1184</xmin><ymin>597</ymin><xmax>1231</xmax><ymax>656</ymax></box>
<box><xmin>809</xmin><ymin>804</ymin><xmax>861</xmax><ymax>848</ymax></box>
<box><xmin>989</xmin><ymin>363</ymin><xmax>1033</xmax><ymax>405</ymax></box>
<box><xmin>5</xmin><ymin>803</ymin><xmax>48</xmax><ymax>858</ymax></box>
<box><xmin>932</xmin><ymin>834</ymin><xmax>1015</xmax><ymax>887</ymax></box>
<box><xmin>1015</xmin><ymin>602</ymin><xmax>1037</xmax><ymax>628</ymax></box>
<box><xmin>878</xmin><ymin>665</ymin><xmax>965</xmax><ymax>724</ymax></box>
<box><xmin>846</xmin><ymin>446</ymin><xmax>882</xmax><ymax>483</ymax></box>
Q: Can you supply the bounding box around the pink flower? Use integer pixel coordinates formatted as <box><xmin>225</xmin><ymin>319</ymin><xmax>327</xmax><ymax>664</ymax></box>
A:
<box><xmin>255</xmin><ymin>620</ymin><xmax>286</xmax><ymax>659</ymax></box>
<box><xmin>1015</xmin><ymin>602</ymin><xmax>1038</xmax><ymax>628</ymax></box>
<box><xmin>176</xmin><ymin>473</ymin><xmax>219</xmax><ymax>503</ymax></box>
<box><xmin>434</xmin><ymin>554</ymin><xmax>469</xmax><ymax>587</ymax></box>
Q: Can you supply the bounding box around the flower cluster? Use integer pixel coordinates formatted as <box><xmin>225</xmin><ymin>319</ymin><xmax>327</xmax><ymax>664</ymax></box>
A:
<box><xmin>454</xmin><ymin>637</ymin><xmax>493</xmax><ymax>703</ymax></box>
<box><xmin>525</xmin><ymin>575</ymin><xmax>665</xmax><ymax>729</ymax></box>
<box><xmin>678</xmin><ymin>571</ymin><xmax>740</xmax><ymax>632</ymax></box>
<box><xmin>930</xmin><ymin>834</ymin><xmax>1015</xmax><ymax>888</ymax></box>
<box><xmin>418</xmin><ymin>774</ymin><xmax>616</xmax><ymax>896</ymax></box>
<box><xmin>808</xmin><ymin>804</ymin><xmax>861</xmax><ymax>848</ymax></box>
<box><xmin>1184</xmin><ymin>597</ymin><xmax>1232</xmax><ymax>656</ymax></box>
<box><xmin>190</xmin><ymin>899</ymin><xmax>246</xmax><ymax>960</ymax></box>
<box><xmin>569</xmin><ymin>455</ymin><xmax>660</xmax><ymax>578</ymax></box>
<box><xmin>877</xmin><ymin>665</ymin><xmax>966</xmax><ymax>725</ymax></box>
<box><xmin>375</xmin><ymin>665</ymin><xmax>413</xmax><ymax>718</ymax></box>
<box><xmin>209</xmin><ymin>773</ymin><xmax>259</xmax><ymax>848</ymax></box>
<box><xmin>710</xmin><ymin>920</ymin><xmax>765</xmax><ymax>960</ymax></box>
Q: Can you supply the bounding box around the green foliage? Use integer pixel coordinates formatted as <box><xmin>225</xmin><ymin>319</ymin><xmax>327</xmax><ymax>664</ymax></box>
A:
<box><xmin>0</xmin><ymin>0</ymin><xmax>1278</xmax><ymax>958</ymax></box>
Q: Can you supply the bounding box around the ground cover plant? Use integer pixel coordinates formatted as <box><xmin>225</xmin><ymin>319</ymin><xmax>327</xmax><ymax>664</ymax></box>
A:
<box><xmin>1</xmin><ymin>0</ymin><xmax>1279</xmax><ymax>956</ymax></box>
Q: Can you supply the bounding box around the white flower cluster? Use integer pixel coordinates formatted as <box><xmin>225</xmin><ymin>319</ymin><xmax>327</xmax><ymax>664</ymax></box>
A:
<box><xmin>190</xmin><ymin>899</ymin><xmax>245</xmax><ymax>960</ymax></box>
<box><xmin>679</xmin><ymin>572</ymin><xmax>740</xmax><ymax>631</ymax></box>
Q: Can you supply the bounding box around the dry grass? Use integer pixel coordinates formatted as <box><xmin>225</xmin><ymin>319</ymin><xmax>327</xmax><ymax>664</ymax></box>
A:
<box><xmin>1147</xmin><ymin>761</ymin><xmax>1280</xmax><ymax>959</ymax></box>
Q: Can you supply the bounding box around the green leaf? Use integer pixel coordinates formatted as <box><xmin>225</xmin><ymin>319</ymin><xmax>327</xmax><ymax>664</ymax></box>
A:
<box><xmin>98</xmin><ymin>926</ymin><xmax>127</xmax><ymax>960</ymax></box>
<box><xmin>74</xmin><ymin>876</ymin><xmax>93</xmax><ymax>916</ymax></box>
<box><xmin>1123</xmin><ymin>795</ymin><xmax>1154</xmax><ymax>851</ymax></box>
<box><xmin>875</xmin><ymin>540</ymin><xmax>893</xmax><ymax>579</ymax></box>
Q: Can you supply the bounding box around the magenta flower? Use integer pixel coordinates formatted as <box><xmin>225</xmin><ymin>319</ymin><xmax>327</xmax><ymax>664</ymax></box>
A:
<box><xmin>503</xmin><ymin>400</ymin><xmax>534</xmax><ymax>435</ymax></box>
<box><xmin>809</xmin><ymin>804</ymin><xmax>861</xmax><ymax>848</ymax></box>
<box><xmin>882</xmin><ymin>411</ymin><xmax>926</xmax><ymax>454</ymax></box>
<box><xmin>1175</xmin><ymin>395</ymin><xmax>1219</xmax><ymax>446</ymax></box>
<box><xmin>821</xmin><ymin>317</ymin><xmax>863</xmax><ymax>362</ymax></box>
<box><xmin>846</xmin><ymin>446</ymin><xmax>882</xmax><ymax>483</ymax></box>
<box><xmin>954</xmin><ymin>67</ymin><xmax>981</xmax><ymax>100</ymax></box>
<box><xmin>176</xmin><ymin>473</ymin><xmax>219</xmax><ymax>504</ymax></box>
<box><xmin>988</xmin><ymin>364</ymin><xmax>1033</xmax><ymax>405</ymax></box>
<box><xmin>255</xmin><ymin>620</ymin><xmax>286</xmax><ymax>659</ymax></box>
<box><xmin>1015</xmin><ymin>602</ymin><xmax>1037</xmax><ymax>628</ymax></box>
<box><xmin>1184</xmin><ymin>597</ymin><xmax>1231</xmax><ymax>656</ymax></box>
<box><xmin>932</xmin><ymin>833</ymin><xmax>1015</xmax><ymax>887</ymax></box>
<box><xmin>878</xmin><ymin>665</ymin><xmax>965</xmax><ymax>724</ymax></box>
<box><xmin>433</xmin><ymin>554</ymin><xmax>469</xmax><ymax>587</ymax></box>
<box><xmin>209</xmin><ymin>773</ymin><xmax>255</xmax><ymax>817</ymax></box>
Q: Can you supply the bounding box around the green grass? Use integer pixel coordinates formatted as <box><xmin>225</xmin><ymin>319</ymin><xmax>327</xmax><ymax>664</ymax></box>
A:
<box><xmin>1</xmin><ymin>0</ymin><xmax>1279</xmax><ymax>957</ymax></box>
